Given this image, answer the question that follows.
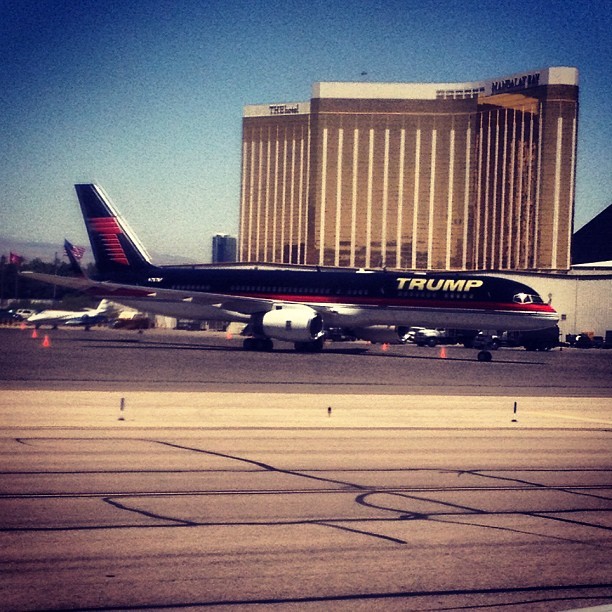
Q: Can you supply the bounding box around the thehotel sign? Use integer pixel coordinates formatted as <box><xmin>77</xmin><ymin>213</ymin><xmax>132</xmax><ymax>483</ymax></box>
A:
<box><xmin>491</xmin><ymin>72</ymin><xmax>541</xmax><ymax>94</ymax></box>
<box><xmin>269</xmin><ymin>103</ymin><xmax>299</xmax><ymax>115</ymax></box>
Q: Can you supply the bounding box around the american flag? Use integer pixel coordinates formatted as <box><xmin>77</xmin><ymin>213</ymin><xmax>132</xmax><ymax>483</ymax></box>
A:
<box><xmin>64</xmin><ymin>240</ymin><xmax>86</xmax><ymax>261</ymax></box>
<box><xmin>9</xmin><ymin>252</ymin><xmax>23</xmax><ymax>265</ymax></box>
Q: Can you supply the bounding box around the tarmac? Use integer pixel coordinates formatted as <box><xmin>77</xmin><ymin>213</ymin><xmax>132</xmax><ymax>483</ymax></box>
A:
<box><xmin>2</xmin><ymin>390</ymin><xmax>611</xmax><ymax>431</ymax></box>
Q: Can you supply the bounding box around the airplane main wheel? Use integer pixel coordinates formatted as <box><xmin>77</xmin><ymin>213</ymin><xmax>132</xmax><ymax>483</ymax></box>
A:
<box><xmin>243</xmin><ymin>337</ymin><xmax>273</xmax><ymax>351</ymax></box>
<box><xmin>477</xmin><ymin>350</ymin><xmax>492</xmax><ymax>362</ymax></box>
<box><xmin>294</xmin><ymin>338</ymin><xmax>325</xmax><ymax>353</ymax></box>
<box><xmin>259</xmin><ymin>338</ymin><xmax>273</xmax><ymax>351</ymax></box>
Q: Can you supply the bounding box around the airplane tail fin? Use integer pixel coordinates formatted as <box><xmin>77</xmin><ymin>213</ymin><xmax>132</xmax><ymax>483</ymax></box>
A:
<box><xmin>95</xmin><ymin>299</ymin><xmax>112</xmax><ymax>314</ymax></box>
<box><xmin>74</xmin><ymin>184</ymin><xmax>154</xmax><ymax>277</ymax></box>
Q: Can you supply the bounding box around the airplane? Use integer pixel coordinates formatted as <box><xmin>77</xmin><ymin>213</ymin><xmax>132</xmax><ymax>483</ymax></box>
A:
<box><xmin>22</xmin><ymin>183</ymin><xmax>559</xmax><ymax>360</ymax></box>
<box><xmin>26</xmin><ymin>299</ymin><xmax>112</xmax><ymax>330</ymax></box>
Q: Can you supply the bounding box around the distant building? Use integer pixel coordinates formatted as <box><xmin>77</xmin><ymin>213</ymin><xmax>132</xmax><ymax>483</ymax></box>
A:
<box><xmin>240</xmin><ymin>67</ymin><xmax>579</xmax><ymax>271</ymax></box>
<box><xmin>212</xmin><ymin>234</ymin><xmax>237</xmax><ymax>263</ymax></box>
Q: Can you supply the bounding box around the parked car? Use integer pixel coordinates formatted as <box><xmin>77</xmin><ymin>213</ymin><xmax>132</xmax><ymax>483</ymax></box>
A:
<box><xmin>0</xmin><ymin>309</ymin><xmax>21</xmax><ymax>324</ymax></box>
<box><xmin>175</xmin><ymin>319</ymin><xmax>203</xmax><ymax>331</ymax></box>
<box><xmin>414</xmin><ymin>328</ymin><xmax>451</xmax><ymax>347</ymax></box>
<box><xmin>415</xmin><ymin>328</ymin><xmax>477</xmax><ymax>347</ymax></box>
<box><xmin>326</xmin><ymin>327</ymin><xmax>357</xmax><ymax>342</ymax></box>
<box><xmin>406</xmin><ymin>327</ymin><xmax>425</xmax><ymax>343</ymax></box>
<box><xmin>472</xmin><ymin>333</ymin><xmax>501</xmax><ymax>350</ymax></box>
<box><xmin>15</xmin><ymin>308</ymin><xmax>35</xmax><ymax>319</ymax></box>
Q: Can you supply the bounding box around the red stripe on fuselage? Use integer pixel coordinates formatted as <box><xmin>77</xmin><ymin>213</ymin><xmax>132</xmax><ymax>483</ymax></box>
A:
<box><xmin>226</xmin><ymin>292</ymin><xmax>556</xmax><ymax>313</ymax></box>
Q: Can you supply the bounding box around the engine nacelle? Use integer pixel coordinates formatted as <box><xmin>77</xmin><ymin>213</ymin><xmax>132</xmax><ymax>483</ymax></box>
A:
<box><xmin>254</xmin><ymin>305</ymin><xmax>324</xmax><ymax>343</ymax></box>
<box><xmin>351</xmin><ymin>325</ymin><xmax>410</xmax><ymax>344</ymax></box>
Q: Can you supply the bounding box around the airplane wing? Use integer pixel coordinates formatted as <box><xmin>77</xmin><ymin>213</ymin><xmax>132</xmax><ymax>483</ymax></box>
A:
<box><xmin>19</xmin><ymin>271</ymin><xmax>289</xmax><ymax>317</ymax></box>
<box><xmin>20</xmin><ymin>272</ymin><xmax>101</xmax><ymax>293</ymax></box>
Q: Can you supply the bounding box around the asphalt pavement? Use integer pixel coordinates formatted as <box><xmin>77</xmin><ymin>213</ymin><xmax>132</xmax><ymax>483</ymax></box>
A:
<box><xmin>1</xmin><ymin>326</ymin><xmax>611</xmax><ymax>395</ymax></box>
<box><xmin>0</xmin><ymin>326</ymin><xmax>611</xmax><ymax>610</ymax></box>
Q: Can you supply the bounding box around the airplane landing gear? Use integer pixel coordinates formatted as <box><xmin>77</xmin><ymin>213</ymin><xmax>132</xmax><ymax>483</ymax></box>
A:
<box><xmin>477</xmin><ymin>350</ymin><xmax>492</xmax><ymax>362</ymax></box>
<box><xmin>294</xmin><ymin>337</ymin><xmax>325</xmax><ymax>353</ymax></box>
<box><xmin>243</xmin><ymin>337</ymin><xmax>274</xmax><ymax>351</ymax></box>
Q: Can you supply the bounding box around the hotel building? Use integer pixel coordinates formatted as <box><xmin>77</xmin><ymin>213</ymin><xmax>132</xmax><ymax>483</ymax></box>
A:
<box><xmin>240</xmin><ymin>67</ymin><xmax>579</xmax><ymax>271</ymax></box>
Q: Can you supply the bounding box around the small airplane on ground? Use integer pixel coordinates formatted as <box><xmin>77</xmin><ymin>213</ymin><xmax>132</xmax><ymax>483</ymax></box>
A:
<box><xmin>22</xmin><ymin>184</ymin><xmax>559</xmax><ymax>360</ymax></box>
<box><xmin>26</xmin><ymin>299</ymin><xmax>111</xmax><ymax>330</ymax></box>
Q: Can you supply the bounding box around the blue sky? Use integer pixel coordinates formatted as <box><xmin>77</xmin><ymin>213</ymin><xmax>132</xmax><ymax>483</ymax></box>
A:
<box><xmin>1</xmin><ymin>0</ymin><xmax>610</xmax><ymax>262</ymax></box>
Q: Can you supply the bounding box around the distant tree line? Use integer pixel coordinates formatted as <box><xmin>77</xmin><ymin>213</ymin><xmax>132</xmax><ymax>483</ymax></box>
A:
<box><xmin>0</xmin><ymin>255</ymin><xmax>97</xmax><ymax>307</ymax></box>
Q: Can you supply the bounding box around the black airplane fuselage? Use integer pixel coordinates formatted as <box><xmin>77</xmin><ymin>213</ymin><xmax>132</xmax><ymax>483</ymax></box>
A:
<box><xmin>92</xmin><ymin>262</ymin><xmax>557</xmax><ymax>333</ymax></box>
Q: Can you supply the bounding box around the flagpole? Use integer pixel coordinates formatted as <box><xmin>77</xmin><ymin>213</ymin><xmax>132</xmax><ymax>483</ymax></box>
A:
<box><xmin>53</xmin><ymin>251</ymin><xmax>58</xmax><ymax>303</ymax></box>
<box><xmin>9</xmin><ymin>252</ymin><xmax>23</xmax><ymax>302</ymax></box>
<box><xmin>0</xmin><ymin>255</ymin><xmax>6</xmax><ymax>308</ymax></box>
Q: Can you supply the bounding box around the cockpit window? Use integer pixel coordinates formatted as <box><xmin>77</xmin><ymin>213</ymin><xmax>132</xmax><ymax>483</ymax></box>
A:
<box><xmin>513</xmin><ymin>293</ymin><xmax>544</xmax><ymax>304</ymax></box>
<box><xmin>513</xmin><ymin>293</ymin><xmax>531</xmax><ymax>304</ymax></box>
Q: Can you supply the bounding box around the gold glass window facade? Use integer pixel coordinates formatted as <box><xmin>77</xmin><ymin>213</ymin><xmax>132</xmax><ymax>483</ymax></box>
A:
<box><xmin>240</xmin><ymin>68</ymin><xmax>578</xmax><ymax>271</ymax></box>
<box><xmin>241</xmin><ymin>110</ymin><xmax>311</xmax><ymax>264</ymax></box>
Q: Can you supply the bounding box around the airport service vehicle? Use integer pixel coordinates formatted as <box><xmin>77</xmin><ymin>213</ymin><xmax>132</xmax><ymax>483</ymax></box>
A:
<box><xmin>23</xmin><ymin>184</ymin><xmax>559</xmax><ymax>361</ymax></box>
<box><xmin>504</xmin><ymin>327</ymin><xmax>560</xmax><ymax>351</ymax></box>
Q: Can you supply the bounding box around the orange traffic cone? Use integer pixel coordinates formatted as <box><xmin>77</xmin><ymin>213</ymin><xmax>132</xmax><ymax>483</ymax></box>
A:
<box><xmin>20</xmin><ymin>322</ymin><xmax>26</xmax><ymax>330</ymax></box>
<box><xmin>382</xmin><ymin>343</ymin><xmax>389</xmax><ymax>352</ymax></box>
<box><xmin>31</xmin><ymin>329</ymin><xmax>38</xmax><ymax>339</ymax></box>
<box><xmin>42</xmin><ymin>334</ymin><xmax>51</xmax><ymax>348</ymax></box>
<box><xmin>440</xmin><ymin>346</ymin><xmax>447</xmax><ymax>359</ymax></box>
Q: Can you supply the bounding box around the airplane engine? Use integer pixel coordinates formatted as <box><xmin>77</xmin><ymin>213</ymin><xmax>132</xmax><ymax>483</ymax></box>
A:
<box><xmin>351</xmin><ymin>325</ymin><xmax>410</xmax><ymax>344</ymax></box>
<box><xmin>254</xmin><ymin>305</ymin><xmax>324</xmax><ymax>343</ymax></box>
